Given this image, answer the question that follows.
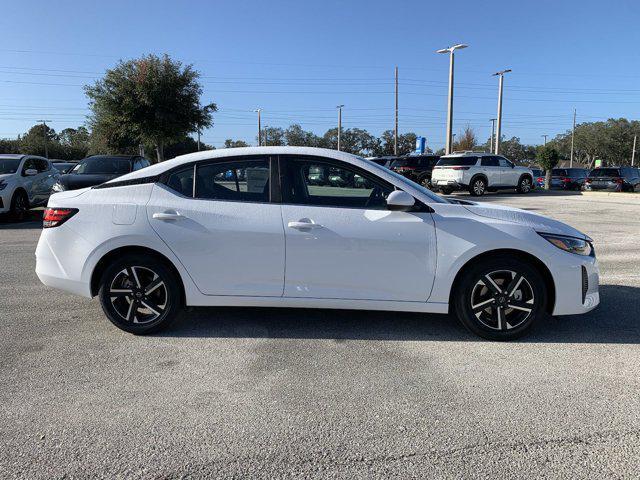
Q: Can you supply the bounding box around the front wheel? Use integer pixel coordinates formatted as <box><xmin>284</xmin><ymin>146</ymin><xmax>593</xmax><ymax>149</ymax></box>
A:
<box><xmin>517</xmin><ymin>176</ymin><xmax>532</xmax><ymax>194</ymax></box>
<box><xmin>98</xmin><ymin>255</ymin><xmax>182</xmax><ymax>334</ymax></box>
<box><xmin>453</xmin><ymin>257</ymin><xmax>547</xmax><ymax>340</ymax></box>
<box><xmin>9</xmin><ymin>190</ymin><xmax>29</xmax><ymax>221</ymax></box>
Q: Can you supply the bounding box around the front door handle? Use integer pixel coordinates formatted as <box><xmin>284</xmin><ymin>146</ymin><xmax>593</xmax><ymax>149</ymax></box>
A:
<box><xmin>288</xmin><ymin>220</ymin><xmax>322</xmax><ymax>230</ymax></box>
<box><xmin>153</xmin><ymin>211</ymin><xmax>185</xmax><ymax>221</ymax></box>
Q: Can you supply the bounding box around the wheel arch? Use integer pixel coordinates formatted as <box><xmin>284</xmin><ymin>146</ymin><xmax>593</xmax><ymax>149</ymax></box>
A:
<box><xmin>90</xmin><ymin>245</ymin><xmax>186</xmax><ymax>305</ymax></box>
<box><xmin>469</xmin><ymin>173</ymin><xmax>489</xmax><ymax>186</ymax></box>
<box><xmin>448</xmin><ymin>248</ymin><xmax>555</xmax><ymax>314</ymax></box>
<box><xmin>518</xmin><ymin>173</ymin><xmax>533</xmax><ymax>183</ymax></box>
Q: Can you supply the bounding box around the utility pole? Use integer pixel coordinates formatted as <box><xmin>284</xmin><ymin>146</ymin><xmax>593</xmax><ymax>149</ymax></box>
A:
<box><xmin>436</xmin><ymin>44</ymin><xmax>468</xmax><ymax>155</ymax></box>
<box><xmin>394</xmin><ymin>66</ymin><xmax>398</xmax><ymax>156</ymax></box>
<box><xmin>489</xmin><ymin>118</ymin><xmax>496</xmax><ymax>152</ymax></box>
<box><xmin>254</xmin><ymin>108</ymin><xmax>262</xmax><ymax>146</ymax></box>
<box><xmin>492</xmin><ymin>69</ymin><xmax>511</xmax><ymax>155</ymax></box>
<box><xmin>336</xmin><ymin>104</ymin><xmax>344</xmax><ymax>151</ymax></box>
<box><xmin>570</xmin><ymin>108</ymin><xmax>576</xmax><ymax>168</ymax></box>
<box><xmin>542</xmin><ymin>134</ymin><xmax>548</xmax><ymax>146</ymax></box>
<box><xmin>632</xmin><ymin>134</ymin><xmax>637</xmax><ymax>166</ymax></box>
<box><xmin>197</xmin><ymin>126</ymin><xmax>201</xmax><ymax>151</ymax></box>
<box><xmin>37</xmin><ymin>119</ymin><xmax>52</xmax><ymax>159</ymax></box>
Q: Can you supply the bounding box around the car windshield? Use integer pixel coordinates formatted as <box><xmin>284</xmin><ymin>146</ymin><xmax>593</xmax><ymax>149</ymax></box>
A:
<box><xmin>72</xmin><ymin>157</ymin><xmax>131</xmax><ymax>175</ymax></box>
<box><xmin>589</xmin><ymin>168</ymin><xmax>619</xmax><ymax>177</ymax></box>
<box><xmin>0</xmin><ymin>159</ymin><xmax>21</xmax><ymax>174</ymax></box>
<box><xmin>437</xmin><ymin>157</ymin><xmax>478</xmax><ymax>167</ymax></box>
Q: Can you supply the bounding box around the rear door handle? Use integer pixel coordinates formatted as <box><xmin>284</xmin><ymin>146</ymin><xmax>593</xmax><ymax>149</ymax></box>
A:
<box><xmin>153</xmin><ymin>211</ymin><xmax>185</xmax><ymax>221</ymax></box>
<box><xmin>288</xmin><ymin>220</ymin><xmax>322</xmax><ymax>230</ymax></box>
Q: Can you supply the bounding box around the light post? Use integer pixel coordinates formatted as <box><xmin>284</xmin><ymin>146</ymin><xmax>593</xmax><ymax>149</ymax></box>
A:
<box><xmin>254</xmin><ymin>108</ymin><xmax>262</xmax><ymax>146</ymax></box>
<box><xmin>436</xmin><ymin>44</ymin><xmax>468</xmax><ymax>155</ymax></box>
<box><xmin>336</xmin><ymin>104</ymin><xmax>344</xmax><ymax>151</ymax></box>
<box><xmin>542</xmin><ymin>134</ymin><xmax>548</xmax><ymax>146</ymax></box>
<box><xmin>492</xmin><ymin>69</ymin><xmax>511</xmax><ymax>154</ymax></box>
<box><xmin>489</xmin><ymin>118</ymin><xmax>496</xmax><ymax>152</ymax></box>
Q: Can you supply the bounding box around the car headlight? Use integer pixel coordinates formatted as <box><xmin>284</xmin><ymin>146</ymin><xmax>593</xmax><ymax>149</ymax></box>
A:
<box><xmin>538</xmin><ymin>232</ymin><xmax>593</xmax><ymax>256</ymax></box>
<box><xmin>0</xmin><ymin>179</ymin><xmax>7</xmax><ymax>191</ymax></box>
<box><xmin>51</xmin><ymin>182</ymin><xmax>65</xmax><ymax>192</ymax></box>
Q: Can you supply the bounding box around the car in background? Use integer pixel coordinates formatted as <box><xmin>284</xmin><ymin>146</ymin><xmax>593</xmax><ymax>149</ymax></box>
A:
<box><xmin>0</xmin><ymin>154</ymin><xmax>59</xmax><ymax>220</ymax></box>
<box><xmin>51</xmin><ymin>161</ymin><xmax>78</xmax><ymax>174</ymax></box>
<box><xmin>584</xmin><ymin>166</ymin><xmax>640</xmax><ymax>192</ymax></box>
<box><xmin>389</xmin><ymin>154</ymin><xmax>440</xmax><ymax>187</ymax></box>
<box><xmin>52</xmin><ymin>155</ymin><xmax>150</xmax><ymax>192</ymax></box>
<box><xmin>431</xmin><ymin>152</ymin><xmax>534</xmax><ymax>196</ymax></box>
<box><xmin>549</xmin><ymin>168</ymin><xmax>590</xmax><ymax>190</ymax></box>
<box><xmin>531</xmin><ymin>168</ymin><xmax>545</xmax><ymax>188</ymax></box>
<box><xmin>370</xmin><ymin>156</ymin><xmax>396</xmax><ymax>168</ymax></box>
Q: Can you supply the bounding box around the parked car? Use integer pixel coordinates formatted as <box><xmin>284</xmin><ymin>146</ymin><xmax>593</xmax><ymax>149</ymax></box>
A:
<box><xmin>431</xmin><ymin>152</ymin><xmax>534</xmax><ymax>196</ymax></box>
<box><xmin>548</xmin><ymin>168</ymin><xmax>590</xmax><ymax>190</ymax></box>
<box><xmin>584</xmin><ymin>167</ymin><xmax>640</xmax><ymax>192</ymax></box>
<box><xmin>51</xmin><ymin>161</ymin><xmax>78</xmax><ymax>174</ymax></box>
<box><xmin>36</xmin><ymin>146</ymin><xmax>599</xmax><ymax>341</ymax></box>
<box><xmin>389</xmin><ymin>154</ymin><xmax>440</xmax><ymax>187</ymax></box>
<box><xmin>531</xmin><ymin>168</ymin><xmax>545</xmax><ymax>188</ymax></box>
<box><xmin>52</xmin><ymin>155</ymin><xmax>150</xmax><ymax>192</ymax></box>
<box><xmin>0</xmin><ymin>154</ymin><xmax>59</xmax><ymax>220</ymax></box>
<box><xmin>370</xmin><ymin>156</ymin><xmax>396</xmax><ymax>168</ymax></box>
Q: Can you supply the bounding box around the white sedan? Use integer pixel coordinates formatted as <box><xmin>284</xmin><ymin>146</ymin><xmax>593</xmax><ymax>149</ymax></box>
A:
<box><xmin>35</xmin><ymin>147</ymin><xmax>599</xmax><ymax>340</ymax></box>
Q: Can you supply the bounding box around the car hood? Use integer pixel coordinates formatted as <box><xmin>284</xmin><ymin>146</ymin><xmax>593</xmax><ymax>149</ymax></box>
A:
<box><xmin>58</xmin><ymin>173</ymin><xmax>122</xmax><ymax>190</ymax></box>
<box><xmin>462</xmin><ymin>202</ymin><xmax>588</xmax><ymax>239</ymax></box>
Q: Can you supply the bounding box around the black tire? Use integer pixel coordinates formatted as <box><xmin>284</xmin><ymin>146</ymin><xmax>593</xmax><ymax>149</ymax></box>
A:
<box><xmin>453</xmin><ymin>256</ymin><xmax>547</xmax><ymax>341</ymax></box>
<box><xmin>9</xmin><ymin>190</ymin><xmax>29</xmax><ymax>222</ymax></box>
<box><xmin>440</xmin><ymin>186</ymin><xmax>454</xmax><ymax>195</ymax></box>
<box><xmin>516</xmin><ymin>176</ymin><xmax>532</xmax><ymax>194</ymax></box>
<box><xmin>98</xmin><ymin>254</ymin><xmax>182</xmax><ymax>334</ymax></box>
<box><xmin>418</xmin><ymin>174</ymin><xmax>432</xmax><ymax>189</ymax></box>
<box><xmin>469</xmin><ymin>177</ymin><xmax>487</xmax><ymax>196</ymax></box>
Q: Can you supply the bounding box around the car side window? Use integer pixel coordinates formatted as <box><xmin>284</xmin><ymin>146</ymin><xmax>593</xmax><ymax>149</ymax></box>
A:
<box><xmin>35</xmin><ymin>159</ymin><xmax>49</xmax><ymax>172</ymax></box>
<box><xmin>22</xmin><ymin>159</ymin><xmax>36</xmax><ymax>174</ymax></box>
<box><xmin>165</xmin><ymin>166</ymin><xmax>194</xmax><ymax>197</ymax></box>
<box><xmin>498</xmin><ymin>158</ymin><xmax>513</xmax><ymax>168</ymax></box>
<box><xmin>481</xmin><ymin>157</ymin><xmax>500</xmax><ymax>167</ymax></box>
<box><xmin>133</xmin><ymin>157</ymin><xmax>150</xmax><ymax>171</ymax></box>
<box><xmin>282</xmin><ymin>157</ymin><xmax>394</xmax><ymax>210</ymax></box>
<box><xmin>195</xmin><ymin>158</ymin><xmax>270</xmax><ymax>202</ymax></box>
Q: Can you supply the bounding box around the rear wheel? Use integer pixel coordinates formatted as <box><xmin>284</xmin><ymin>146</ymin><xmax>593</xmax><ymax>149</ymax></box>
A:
<box><xmin>469</xmin><ymin>177</ymin><xmax>487</xmax><ymax>196</ymax></box>
<box><xmin>440</xmin><ymin>186</ymin><xmax>454</xmax><ymax>195</ymax></box>
<box><xmin>98</xmin><ymin>255</ymin><xmax>182</xmax><ymax>334</ymax></box>
<box><xmin>453</xmin><ymin>257</ymin><xmax>546</xmax><ymax>340</ymax></box>
<box><xmin>418</xmin><ymin>175</ymin><xmax>432</xmax><ymax>189</ymax></box>
<box><xmin>9</xmin><ymin>190</ymin><xmax>29</xmax><ymax>221</ymax></box>
<box><xmin>517</xmin><ymin>176</ymin><xmax>532</xmax><ymax>194</ymax></box>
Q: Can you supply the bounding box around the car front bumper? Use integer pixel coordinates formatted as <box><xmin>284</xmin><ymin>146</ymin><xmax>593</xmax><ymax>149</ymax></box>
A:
<box><xmin>551</xmin><ymin>255</ymin><xmax>600</xmax><ymax>315</ymax></box>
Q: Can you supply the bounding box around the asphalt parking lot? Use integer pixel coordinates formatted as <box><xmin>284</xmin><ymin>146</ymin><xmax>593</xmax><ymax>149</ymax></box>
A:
<box><xmin>1</xmin><ymin>191</ymin><xmax>639</xmax><ymax>478</ymax></box>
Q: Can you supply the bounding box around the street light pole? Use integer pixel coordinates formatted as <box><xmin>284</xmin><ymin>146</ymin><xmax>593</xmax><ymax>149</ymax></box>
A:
<box><xmin>254</xmin><ymin>109</ymin><xmax>262</xmax><ymax>146</ymax></box>
<box><xmin>489</xmin><ymin>118</ymin><xmax>496</xmax><ymax>152</ymax></box>
<box><xmin>492</xmin><ymin>69</ymin><xmax>511</xmax><ymax>155</ymax></box>
<box><xmin>336</xmin><ymin>104</ymin><xmax>344</xmax><ymax>151</ymax></box>
<box><xmin>542</xmin><ymin>134</ymin><xmax>548</xmax><ymax>146</ymax></box>
<box><xmin>437</xmin><ymin>44</ymin><xmax>468</xmax><ymax>155</ymax></box>
<box><xmin>37</xmin><ymin>119</ymin><xmax>52</xmax><ymax>159</ymax></box>
<box><xmin>570</xmin><ymin>108</ymin><xmax>576</xmax><ymax>168</ymax></box>
<box><xmin>394</xmin><ymin>66</ymin><xmax>398</xmax><ymax>156</ymax></box>
<box><xmin>632</xmin><ymin>134</ymin><xmax>637</xmax><ymax>166</ymax></box>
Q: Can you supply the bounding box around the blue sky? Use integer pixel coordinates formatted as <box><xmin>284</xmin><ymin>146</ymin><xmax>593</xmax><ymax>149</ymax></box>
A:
<box><xmin>1</xmin><ymin>0</ymin><xmax>639</xmax><ymax>150</ymax></box>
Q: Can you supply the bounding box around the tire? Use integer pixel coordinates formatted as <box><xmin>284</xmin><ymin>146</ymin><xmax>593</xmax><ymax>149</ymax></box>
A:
<box><xmin>516</xmin><ymin>176</ymin><xmax>532</xmax><ymax>194</ymax></box>
<box><xmin>440</xmin><ymin>186</ymin><xmax>454</xmax><ymax>195</ymax></box>
<box><xmin>9</xmin><ymin>190</ymin><xmax>29</xmax><ymax>222</ymax></box>
<box><xmin>453</xmin><ymin>257</ymin><xmax>547</xmax><ymax>341</ymax></box>
<box><xmin>418</xmin><ymin>175</ymin><xmax>432</xmax><ymax>189</ymax></box>
<box><xmin>98</xmin><ymin>254</ymin><xmax>182</xmax><ymax>334</ymax></box>
<box><xmin>469</xmin><ymin>177</ymin><xmax>487</xmax><ymax>196</ymax></box>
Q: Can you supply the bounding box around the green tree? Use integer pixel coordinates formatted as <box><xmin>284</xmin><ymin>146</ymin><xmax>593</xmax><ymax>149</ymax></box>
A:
<box><xmin>58</xmin><ymin>127</ymin><xmax>90</xmax><ymax>159</ymax></box>
<box><xmin>85</xmin><ymin>54</ymin><xmax>216</xmax><ymax>162</ymax></box>
<box><xmin>163</xmin><ymin>136</ymin><xmax>213</xmax><ymax>159</ymax></box>
<box><xmin>454</xmin><ymin>125</ymin><xmax>477</xmax><ymax>151</ymax></box>
<box><xmin>376</xmin><ymin>130</ymin><xmax>419</xmax><ymax>156</ymax></box>
<box><xmin>0</xmin><ymin>138</ymin><xmax>21</xmax><ymax>154</ymax></box>
<box><xmin>261</xmin><ymin>126</ymin><xmax>285</xmax><ymax>146</ymax></box>
<box><xmin>19</xmin><ymin>123</ymin><xmax>61</xmax><ymax>158</ymax></box>
<box><xmin>224</xmin><ymin>139</ymin><xmax>249</xmax><ymax>148</ymax></box>
<box><xmin>537</xmin><ymin>145</ymin><xmax>560</xmax><ymax>190</ymax></box>
<box><xmin>284</xmin><ymin>124</ymin><xmax>321</xmax><ymax>147</ymax></box>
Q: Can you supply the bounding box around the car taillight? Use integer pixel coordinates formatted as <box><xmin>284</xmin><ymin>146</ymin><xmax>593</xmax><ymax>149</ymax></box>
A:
<box><xmin>537</xmin><ymin>177</ymin><xmax>544</xmax><ymax>182</ymax></box>
<box><xmin>614</xmin><ymin>177</ymin><xmax>624</xmax><ymax>184</ymax></box>
<box><xmin>451</xmin><ymin>166</ymin><xmax>471</xmax><ymax>170</ymax></box>
<box><xmin>561</xmin><ymin>177</ymin><xmax>571</xmax><ymax>183</ymax></box>
<box><xmin>396</xmin><ymin>166</ymin><xmax>415</xmax><ymax>171</ymax></box>
<box><xmin>43</xmin><ymin>208</ymin><xmax>78</xmax><ymax>228</ymax></box>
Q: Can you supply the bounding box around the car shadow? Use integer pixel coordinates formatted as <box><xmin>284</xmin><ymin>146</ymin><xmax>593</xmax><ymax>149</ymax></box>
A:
<box><xmin>0</xmin><ymin>210</ymin><xmax>43</xmax><ymax>229</ymax></box>
<box><xmin>158</xmin><ymin>285</ymin><xmax>639</xmax><ymax>344</ymax></box>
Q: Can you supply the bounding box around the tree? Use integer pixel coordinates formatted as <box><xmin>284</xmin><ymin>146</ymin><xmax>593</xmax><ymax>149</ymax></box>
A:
<box><xmin>163</xmin><ymin>136</ymin><xmax>213</xmax><ymax>159</ymax></box>
<box><xmin>58</xmin><ymin>127</ymin><xmax>90</xmax><ymax>159</ymax></box>
<box><xmin>0</xmin><ymin>138</ymin><xmax>20</xmax><ymax>154</ymax></box>
<box><xmin>85</xmin><ymin>54</ymin><xmax>216</xmax><ymax>162</ymax></box>
<box><xmin>454</xmin><ymin>125</ymin><xmax>477</xmax><ymax>151</ymax></box>
<box><xmin>224</xmin><ymin>139</ymin><xmax>249</xmax><ymax>148</ymax></box>
<box><xmin>537</xmin><ymin>145</ymin><xmax>559</xmax><ymax>190</ymax></box>
<box><xmin>19</xmin><ymin>123</ymin><xmax>61</xmax><ymax>158</ymax></box>
<box><xmin>376</xmin><ymin>130</ymin><xmax>419</xmax><ymax>156</ymax></box>
<box><xmin>284</xmin><ymin>124</ymin><xmax>321</xmax><ymax>147</ymax></box>
<box><xmin>261</xmin><ymin>126</ymin><xmax>285</xmax><ymax>146</ymax></box>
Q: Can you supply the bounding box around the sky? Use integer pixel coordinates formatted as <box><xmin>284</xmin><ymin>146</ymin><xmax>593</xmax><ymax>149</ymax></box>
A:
<box><xmin>1</xmin><ymin>0</ymin><xmax>640</xmax><ymax>151</ymax></box>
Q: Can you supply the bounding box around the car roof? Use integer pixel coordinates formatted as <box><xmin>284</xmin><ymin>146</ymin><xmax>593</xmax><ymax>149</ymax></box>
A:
<box><xmin>108</xmin><ymin>146</ymin><xmax>371</xmax><ymax>182</ymax></box>
<box><xmin>85</xmin><ymin>154</ymin><xmax>138</xmax><ymax>159</ymax></box>
<box><xmin>441</xmin><ymin>151</ymin><xmax>496</xmax><ymax>157</ymax></box>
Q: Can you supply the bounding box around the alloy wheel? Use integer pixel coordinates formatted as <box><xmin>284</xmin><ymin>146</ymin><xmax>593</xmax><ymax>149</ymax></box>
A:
<box><xmin>520</xmin><ymin>178</ymin><xmax>531</xmax><ymax>193</ymax></box>
<box><xmin>470</xmin><ymin>270</ymin><xmax>535</xmax><ymax>331</ymax></box>
<box><xmin>473</xmin><ymin>179</ymin><xmax>486</xmax><ymax>195</ymax></box>
<box><xmin>108</xmin><ymin>266</ymin><xmax>168</xmax><ymax>324</ymax></box>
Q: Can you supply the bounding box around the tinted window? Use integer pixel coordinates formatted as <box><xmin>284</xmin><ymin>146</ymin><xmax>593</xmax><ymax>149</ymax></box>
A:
<box><xmin>498</xmin><ymin>158</ymin><xmax>513</xmax><ymax>168</ymax></box>
<box><xmin>0</xmin><ymin>159</ymin><xmax>21</xmax><ymax>174</ymax></box>
<box><xmin>166</xmin><ymin>166</ymin><xmax>194</xmax><ymax>197</ymax></box>
<box><xmin>35</xmin><ymin>159</ymin><xmax>49</xmax><ymax>172</ymax></box>
<box><xmin>74</xmin><ymin>157</ymin><xmax>132</xmax><ymax>175</ymax></box>
<box><xmin>437</xmin><ymin>156</ymin><xmax>478</xmax><ymax>167</ymax></box>
<box><xmin>195</xmin><ymin>158</ymin><xmax>270</xmax><ymax>202</ymax></box>
<box><xmin>390</xmin><ymin>159</ymin><xmax>419</xmax><ymax>168</ymax></box>
<box><xmin>589</xmin><ymin>168</ymin><xmax>620</xmax><ymax>177</ymax></box>
<box><xmin>282</xmin><ymin>157</ymin><xmax>393</xmax><ymax>210</ymax></box>
<box><xmin>22</xmin><ymin>159</ymin><xmax>36</xmax><ymax>173</ymax></box>
<box><xmin>552</xmin><ymin>169</ymin><xmax>567</xmax><ymax>176</ymax></box>
<box><xmin>481</xmin><ymin>157</ymin><xmax>500</xmax><ymax>167</ymax></box>
<box><xmin>133</xmin><ymin>157</ymin><xmax>150</xmax><ymax>171</ymax></box>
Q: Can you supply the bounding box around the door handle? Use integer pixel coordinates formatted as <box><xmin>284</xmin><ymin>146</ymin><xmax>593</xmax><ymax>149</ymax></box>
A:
<box><xmin>153</xmin><ymin>211</ymin><xmax>185</xmax><ymax>221</ymax></box>
<box><xmin>288</xmin><ymin>220</ymin><xmax>322</xmax><ymax>230</ymax></box>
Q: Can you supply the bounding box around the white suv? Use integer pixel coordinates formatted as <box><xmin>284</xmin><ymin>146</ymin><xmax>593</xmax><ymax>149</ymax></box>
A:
<box><xmin>431</xmin><ymin>152</ymin><xmax>534</xmax><ymax>196</ymax></box>
<box><xmin>0</xmin><ymin>154</ymin><xmax>59</xmax><ymax>220</ymax></box>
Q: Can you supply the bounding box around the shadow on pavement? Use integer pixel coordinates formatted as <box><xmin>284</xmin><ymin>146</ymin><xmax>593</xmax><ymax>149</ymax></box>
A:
<box><xmin>160</xmin><ymin>285</ymin><xmax>640</xmax><ymax>344</ymax></box>
<box><xmin>0</xmin><ymin>210</ymin><xmax>43</xmax><ymax>229</ymax></box>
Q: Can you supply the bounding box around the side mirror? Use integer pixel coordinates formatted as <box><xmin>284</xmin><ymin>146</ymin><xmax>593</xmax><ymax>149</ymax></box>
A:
<box><xmin>386</xmin><ymin>190</ymin><xmax>415</xmax><ymax>211</ymax></box>
<box><xmin>24</xmin><ymin>168</ymin><xmax>38</xmax><ymax>176</ymax></box>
